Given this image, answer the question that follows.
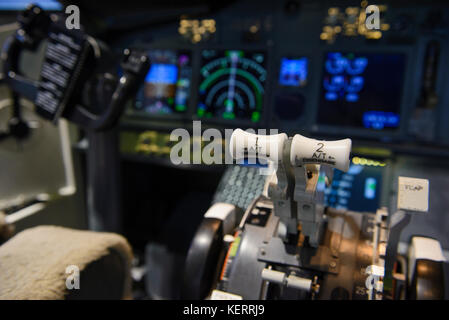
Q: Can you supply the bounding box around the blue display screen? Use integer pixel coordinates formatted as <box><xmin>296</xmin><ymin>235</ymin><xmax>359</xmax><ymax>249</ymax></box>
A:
<box><xmin>325</xmin><ymin>161</ymin><xmax>383</xmax><ymax>212</ymax></box>
<box><xmin>145</xmin><ymin>64</ymin><xmax>178</xmax><ymax>85</ymax></box>
<box><xmin>318</xmin><ymin>52</ymin><xmax>405</xmax><ymax>130</ymax></box>
<box><xmin>0</xmin><ymin>0</ymin><xmax>62</xmax><ymax>10</ymax></box>
<box><xmin>135</xmin><ymin>50</ymin><xmax>192</xmax><ymax>115</ymax></box>
<box><xmin>279</xmin><ymin>57</ymin><xmax>308</xmax><ymax>87</ymax></box>
<box><xmin>363</xmin><ymin>111</ymin><xmax>400</xmax><ymax>130</ymax></box>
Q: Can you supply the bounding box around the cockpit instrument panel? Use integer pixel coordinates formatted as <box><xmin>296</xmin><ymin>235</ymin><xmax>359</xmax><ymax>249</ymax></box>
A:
<box><xmin>119</xmin><ymin>1</ymin><xmax>449</xmax><ymax>150</ymax></box>
<box><xmin>197</xmin><ymin>50</ymin><xmax>267</xmax><ymax>123</ymax></box>
<box><xmin>318</xmin><ymin>52</ymin><xmax>406</xmax><ymax>130</ymax></box>
<box><xmin>323</xmin><ymin>159</ymin><xmax>384</xmax><ymax>213</ymax></box>
<box><xmin>134</xmin><ymin>49</ymin><xmax>192</xmax><ymax>115</ymax></box>
<box><xmin>279</xmin><ymin>57</ymin><xmax>308</xmax><ymax>87</ymax></box>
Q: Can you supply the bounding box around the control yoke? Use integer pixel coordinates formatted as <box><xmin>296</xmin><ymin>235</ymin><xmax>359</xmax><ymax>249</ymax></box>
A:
<box><xmin>230</xmin><ymin>129</ymin><xmax>352</xmax><ymax>247</ymax></box>
<box><xmin>1</xmin><ymin>5</ymin><xmax>150</xmax><ymax>131</ymax></box>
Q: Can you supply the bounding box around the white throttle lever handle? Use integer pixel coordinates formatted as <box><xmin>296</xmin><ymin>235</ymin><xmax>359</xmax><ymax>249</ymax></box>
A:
<box><xmin>290</xmin><ymin>134</ymin><xmax>352</xmax><ymax>172</ymax></box>
<box><xmin>230</xmin><ymin>129</ymin><xmax>288</xmax><ymax>162</ymax></box>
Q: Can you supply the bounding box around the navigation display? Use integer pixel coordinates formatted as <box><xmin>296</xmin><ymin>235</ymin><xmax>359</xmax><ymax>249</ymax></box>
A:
<box><xmin>279</xmin><ymin>57</ymin><xmax>308</xmax><ymax>87</ymax></box>
<box><xmin>135</xmin><ymin>49</ymin><xmax>192</xmax><ymax>115</ymax></box>
<box><xmin>321</xmin><ymin>159</ymin><xmax>384</xmax><ymax>212</ymax></box>
<box><xmin>197</xmin><ymin>50</ymin><xmax>267</xmax><ymax>122</ymax></box>
<box><xmin>317</xmin><ymin>52</ymin><xmax>406</xmax><ymax>130</ymax></box>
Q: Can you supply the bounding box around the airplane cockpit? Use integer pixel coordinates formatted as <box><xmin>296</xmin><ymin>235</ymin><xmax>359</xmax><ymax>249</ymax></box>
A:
<box><xmin>0</xmin><ymin>0</ymin><xmax>448</xmax><ymax>304</ymax></box>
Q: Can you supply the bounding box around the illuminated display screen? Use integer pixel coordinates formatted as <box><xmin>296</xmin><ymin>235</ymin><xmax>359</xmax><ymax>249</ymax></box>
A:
<box><xmin>135</xmin><ymin>50</ymin><xmax>192</xmax><ymax>115</ymax></box>
<box><xmin>0</xmin><ymin>0</ymin><xmax>62</xmax><ymax>10</ymax></box>
<box><xmin>197</xmin><ymin>50</ymin><xmax>267</xmax><ymax>122</ymax></box>
<box><xmin>317</xmin><ymin>52</ymin><xmax>406</xmax><ymax>130</ymax></box>
<box><xmin>321</xmin><ymin>160</ymin><xmax>384</xmax><ymax>212</ymax></box>
<box><xmin>279</xmin><ymin>57</ymin><xmax>308</xmax><ymax>87</ymax></box>
<box><xmin>145</xmin><ymin>64</ymin><xmax>178</xmax><ymax>84</ymax></box>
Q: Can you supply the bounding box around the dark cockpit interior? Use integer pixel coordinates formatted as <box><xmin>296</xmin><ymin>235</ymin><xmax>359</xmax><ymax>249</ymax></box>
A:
<box><xmin>0</xmin><ymin>0</ymin><xmax>449</xmax><ymax>303</ymax></box>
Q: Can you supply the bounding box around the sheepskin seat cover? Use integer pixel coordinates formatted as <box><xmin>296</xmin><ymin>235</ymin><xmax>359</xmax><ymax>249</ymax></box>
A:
<box><xmin>0</xmin><ymin>225</ymin><xmax>133</xmax><ymax>300</ymax></box>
